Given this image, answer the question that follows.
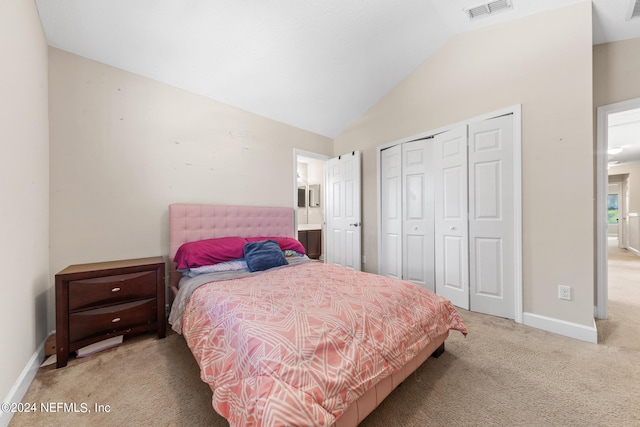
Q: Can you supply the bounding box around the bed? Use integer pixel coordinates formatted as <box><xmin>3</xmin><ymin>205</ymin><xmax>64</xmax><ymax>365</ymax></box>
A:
<box><xmin>167</xmin><ymin>204</ymin><xmax>467</xmax><ymax>427</ymax></box>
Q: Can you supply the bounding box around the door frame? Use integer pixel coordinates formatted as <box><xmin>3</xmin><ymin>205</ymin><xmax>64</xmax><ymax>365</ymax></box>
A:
<box><xmin>293</xmin><ymin>148</ymin><xmax>330</xmax><ymax>246</ymax></box>
<box><xmin>596</xmin><ymin>97</ymin><xmax>640</xmax><ymax>320</ymax></box>
<box><xmin>376</xmin><ymin>104</ymin><xmax>522</xmax><ymax>323</ymax></box>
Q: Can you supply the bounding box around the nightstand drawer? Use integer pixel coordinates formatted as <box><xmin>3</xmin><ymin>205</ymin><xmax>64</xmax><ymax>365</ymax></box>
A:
<box><xmin>69</xmin><ymin>270</ymin><xmax>157</xmax><ymax>310</ymax></box>
<box><xmin>69</xmin><ymin>298</ymin><xmax>156</xmax><ymax>342</ymax></box>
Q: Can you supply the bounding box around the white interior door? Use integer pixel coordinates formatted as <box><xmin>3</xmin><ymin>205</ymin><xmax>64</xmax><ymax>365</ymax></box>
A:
<box><xmin>326</xmin><ymin>151</ymin><xmax>362</xmax><ymax>270</ymax></box>
<box><xmin>468</xmin><ymin>115</ymin><xmax>515</xmax><ymax>319</ymax></box>
<box><xmin>380</xmin><ymin>145</ymin><xmax>402</xmax><ymax>278</ymax></box>
<box><xmin>402</xmin><ymin>139</ymin><xmax>435</xmax><ymax>291</ymax></box>
<box><xmin>434</xmin><ymin>126</ymin><xmax>469</xmax><ymax>309</ymax></box>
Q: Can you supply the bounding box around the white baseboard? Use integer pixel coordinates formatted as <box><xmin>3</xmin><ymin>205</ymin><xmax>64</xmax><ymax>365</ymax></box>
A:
<box><xmin>627</xmin><ymin>246</ymin><xmax>640</xmax><ymax>256</ymax></box>
<box><xmin>0</xmin><ymin>337</ymin><xmax>46</xmax><ymax>427</ymax></box>
<box><xmin>522</xmin><ymin>312</ymin><xmax>598</xmax><ymax>344</ymax></box>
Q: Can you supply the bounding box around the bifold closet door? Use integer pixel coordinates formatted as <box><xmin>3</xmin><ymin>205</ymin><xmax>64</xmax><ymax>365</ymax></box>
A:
<box><xmin>468</xmin><ymin>115</ymin><xmax>515</xmax><ymax>319</ymax></box>
<box><xmin>380</xmin><ymin>145</ymin><xmax>402</xmax><ymax>279</ymax></box>
<box><xmin>433</xmin><ymin>126</ymin><xmax>469</xmax><ymax>310</ymax></box>
<box><xmin>402</xmin><ymin>140</ymin><xmax>434</xmax><ymax>291</ymax></box>
<box><xmin>381</xmin><ymin>113</ymin><xmax>517</xmax><ymax>318</ymax></box>
<box><xmin>380</xmin><ymin>140</ymin><xmax>434</xmax><ymax>290</ymax></box>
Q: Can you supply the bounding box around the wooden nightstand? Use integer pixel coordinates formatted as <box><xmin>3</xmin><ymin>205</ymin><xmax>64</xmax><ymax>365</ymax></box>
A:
<box><xmin>55</xmin><ymin>257</ymin><xmax>166</xmax><ymax>368</ymax></box>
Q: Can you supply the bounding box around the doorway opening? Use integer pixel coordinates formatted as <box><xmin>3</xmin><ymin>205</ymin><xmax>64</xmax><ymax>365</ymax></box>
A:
<box><xmin>607</xmin><ymin>189</ymin><xmax>620</xmax><ymax>247</ymax></box>
<box><xmin>596</xmin><ymin>97</ymin><xmax>640</xmax><ymax>320</ymax></box>
<box><xmin>294</xmin><ymin>149</ymin><xmax>329</xmax><ymax>260</ymax></box>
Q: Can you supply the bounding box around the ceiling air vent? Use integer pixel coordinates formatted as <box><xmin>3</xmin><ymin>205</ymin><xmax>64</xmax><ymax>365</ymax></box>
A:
<box><xmin>466</xmin><ymin>0</ymin><xmax>513</xmax><ymax>20</ymax></box>
<box><xmin>628</xmin><ymin>0</ymin><xmax>640</xmax><ymax>20</ymax></box>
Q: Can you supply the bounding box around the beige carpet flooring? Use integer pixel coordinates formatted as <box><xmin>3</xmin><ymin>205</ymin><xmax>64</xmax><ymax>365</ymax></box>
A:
<box><xmin>11</xmin><ymin>249</ymin><xmax>640</xmax><ymax>426</ymax></box>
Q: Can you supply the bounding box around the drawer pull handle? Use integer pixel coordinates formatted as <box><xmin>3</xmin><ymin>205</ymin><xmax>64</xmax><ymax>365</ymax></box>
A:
<box><xmin>111</xmin><ymin>287</ymin><xmax>121</xmax><ymax>292</ymax></box>
<box><xmin>111</xmin><ymin>318</ymin><xmax>121</xmax><ymax>323</ymax></box>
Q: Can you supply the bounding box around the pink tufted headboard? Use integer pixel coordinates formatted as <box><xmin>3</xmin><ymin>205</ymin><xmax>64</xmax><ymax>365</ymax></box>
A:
<box><xmin>169</xmin><ymin>204</ymin><xmax>295</xmax><ymax>260</ymax></box>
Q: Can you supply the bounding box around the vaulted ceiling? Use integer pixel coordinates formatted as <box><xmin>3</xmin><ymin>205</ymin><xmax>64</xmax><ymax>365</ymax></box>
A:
<box><xmin>36</xmin><ymin>0</ymin><xmax>640</xmax><ymax>138</ymax></box>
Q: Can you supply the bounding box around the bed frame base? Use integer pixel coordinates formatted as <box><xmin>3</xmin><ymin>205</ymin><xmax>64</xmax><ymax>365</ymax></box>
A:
<box><xmin>332</xmin><ymin>331</ymin><xmax>449</xmax><ymax>427</ymax></box>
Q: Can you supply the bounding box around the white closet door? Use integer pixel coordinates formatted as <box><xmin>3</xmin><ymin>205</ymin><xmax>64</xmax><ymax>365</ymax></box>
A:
<box><xmin>326</xmin><ymin>151</ymin><xmax>362</xmax><ymax>270</ymax></box>
<box><xmin>434</xmin><ymin>126</ymin><xmax>469</xmax><ymax>309</ymax></box>
<box><xmin>402</xmin><ymin>140</ymin><xmax>435</xmax><ymax>291</ymax></box>
<box><xmin>468</xmin><ymin>115</ymin><xmax>515</xmax><ymax>319</ymax></box>
<box><xmin>380</xmin><ymin>145</ymin><xmax>402</xmax><ymax>279</ymax></box>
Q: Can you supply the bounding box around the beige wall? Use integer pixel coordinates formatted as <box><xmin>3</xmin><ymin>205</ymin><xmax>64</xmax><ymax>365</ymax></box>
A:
<box><xmin>335</xmin><ymin>2</ymin><xmax>594</xmax><ymax>326</ymax></box>
<box><xmin>48</xmin><ymin>48</ymin><xmax>333</xmax><ymax>326</ymax></box>
<box><xmin>593</xmin><ymin>37</ymin><xmax>640</xmax><ymax>108</ymax></box>
<box><xmin>0</xmin><ymin>0</ymin><xmax>49</xmax><ymax>407</ymax></box>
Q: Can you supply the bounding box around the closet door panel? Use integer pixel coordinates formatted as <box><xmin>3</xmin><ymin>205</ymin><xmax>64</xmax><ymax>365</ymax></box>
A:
<box><xmin>474</xmin><ymin>237</ymin><xmax>502</xmax><ymax>297</ymax></box>
<box><xmin>380</xmin><ymin>145</ymin><xmax>402</xmax><ymax>279</ymax></box>
<box><xmin>405</xmin><ymin>235</ymin><xmax>426</xmax><ymax>284</ymax></box>
<box><xmin>434</xmin><ymin>126</ymin><xmax>469</xmax><ymax>309</ymax></box>
<box><xmin>469</xmin><ymin>115</ymin><xmax>515</xmax><ymax>319</ymax></box>
<box><xmin>402</xmin><ymin>140</ymin><xmax>434</xmax><ymax>291</ymax></box>
<box><xmin>443</xmin><ymin>235</ymin><xmax>465</xmax><ymax>289</ymax></box>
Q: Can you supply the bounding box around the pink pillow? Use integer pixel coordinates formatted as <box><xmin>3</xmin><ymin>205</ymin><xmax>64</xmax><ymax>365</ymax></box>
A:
<box><xmin>246</xmin><ymin>236</ymin><xmax>306</xmax><ymax>255</ymax></box>
<box><xmin>174</xmin><ymin>236</ymin><xmax>248</xmax><ymax>270</ymax></box>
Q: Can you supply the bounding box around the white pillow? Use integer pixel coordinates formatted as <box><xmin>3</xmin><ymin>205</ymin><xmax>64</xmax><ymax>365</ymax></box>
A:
<box><xmin>184</xmin><ymin>259</ymin><xmax>247</xmax><ymax>277</ymax></box>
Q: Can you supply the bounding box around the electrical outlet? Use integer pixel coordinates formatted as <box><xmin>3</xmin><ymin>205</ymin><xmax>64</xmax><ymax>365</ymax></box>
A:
<box><xmin>558</xmin><ymin>285</ymin><xmax>572</xmax><ymax>301</ymax></box>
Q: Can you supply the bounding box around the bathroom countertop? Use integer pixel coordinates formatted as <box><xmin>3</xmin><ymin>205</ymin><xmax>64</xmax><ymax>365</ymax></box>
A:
<box><xmin>298</xmin><ymin>223</ymin><xmax>322</xmax><ymax>231</ymax></box>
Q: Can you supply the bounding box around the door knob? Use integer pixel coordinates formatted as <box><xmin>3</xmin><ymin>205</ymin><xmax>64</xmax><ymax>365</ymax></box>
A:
<box><xmin>349</xmin><ymin>222</ymin><xmax>361</xmax><ymax>227</ymax></box>
<box><xmin>450</xmin><ymin>226</ymin><xmax>456</xmax><ymax>230</ymax></box>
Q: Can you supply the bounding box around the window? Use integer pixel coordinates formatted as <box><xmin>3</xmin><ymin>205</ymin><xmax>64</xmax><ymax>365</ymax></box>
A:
<box><xmin>608</xmin><ymin>194</ymin><xmax>619</xmax><ymax>224</ymax></box>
